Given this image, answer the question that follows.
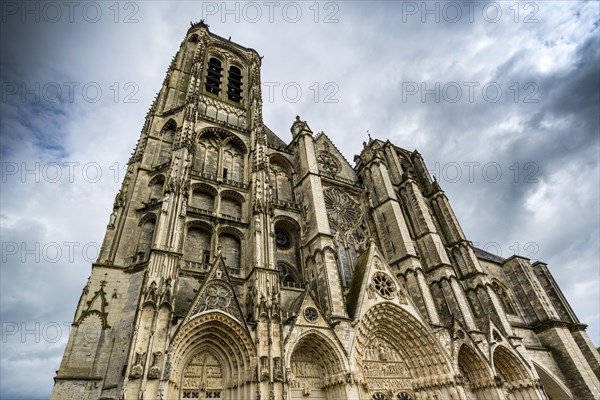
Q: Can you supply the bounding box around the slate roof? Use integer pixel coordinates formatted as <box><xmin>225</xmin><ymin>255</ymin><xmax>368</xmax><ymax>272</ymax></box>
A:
<box><xmin>473</xmin><ymin>247</ymin><xmax>506</xmax><ymax>264</ymax></box>
<box><xmin>265</xmin><ymin>125</ymin><xmax>288</xmax><ymax>149</ymax></box>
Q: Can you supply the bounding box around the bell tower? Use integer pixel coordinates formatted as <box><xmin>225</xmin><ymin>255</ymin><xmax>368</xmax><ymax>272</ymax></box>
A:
<box><xmin>51</xmin><ymin>21</ymin><xmax>277</xmax><ymax>400</ymax></box>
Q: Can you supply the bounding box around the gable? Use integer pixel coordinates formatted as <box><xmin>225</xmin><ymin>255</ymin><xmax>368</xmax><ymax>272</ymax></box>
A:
<box><xmin>347</xmin><ymin>240</ymin><xmax>423</xmax><ymax>323</ymax></box>
<box><xmin>183</xmin><ymin>254</ymin><xmax>245</xmax><ymax>324</ymax></box>
<box><xmin>314</xmin><ymin>133</ymin><xmax>357</xmax><ymax>183</ymax></box>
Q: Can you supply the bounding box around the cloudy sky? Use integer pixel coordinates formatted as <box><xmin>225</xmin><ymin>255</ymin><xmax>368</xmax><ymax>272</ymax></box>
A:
<box><xmin>1</xmin><ymin>1</ymin><xmax>598</xmax><ymax>398</ymax></box>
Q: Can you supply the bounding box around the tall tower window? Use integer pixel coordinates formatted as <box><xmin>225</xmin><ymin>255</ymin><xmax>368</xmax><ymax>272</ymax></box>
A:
<box><xmin>205</xmin><ymin>57</ymin><xmax>223</xmax><ymax>95</ymax></box>
<box><xmin>227</xmin><ymin>65</ymin><xmax>243</xmax><ymax>102</ymax></box>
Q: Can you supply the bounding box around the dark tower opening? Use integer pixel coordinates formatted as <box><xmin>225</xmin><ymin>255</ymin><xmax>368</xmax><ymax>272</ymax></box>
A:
<box><xmin>205</xmin><ymin>57</ymin><xmax>223</xmax><ymax>95</ymax></box>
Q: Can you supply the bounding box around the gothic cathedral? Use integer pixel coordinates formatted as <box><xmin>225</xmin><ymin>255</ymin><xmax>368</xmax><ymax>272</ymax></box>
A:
<box><xmin>51</xmin><ymin>23</ymin><xmax>600</xmax><ymax>400</ymax></box>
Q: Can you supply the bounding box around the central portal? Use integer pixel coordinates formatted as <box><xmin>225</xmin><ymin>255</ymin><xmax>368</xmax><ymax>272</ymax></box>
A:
<box><xmin>289</xmin><ymin>350</ymin><xmax>327</xmax><ymax>399</ymax></box>
<box><xmin>181</xmin><ymin>351</ymin><xmax>224</xmax><ymax>399</ymax></box>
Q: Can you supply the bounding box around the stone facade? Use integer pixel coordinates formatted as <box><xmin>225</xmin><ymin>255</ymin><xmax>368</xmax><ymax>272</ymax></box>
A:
<box><xmin>51</xmin><ymin>23</ymin><xmax>600</xmax><ymax>400</ymax></box>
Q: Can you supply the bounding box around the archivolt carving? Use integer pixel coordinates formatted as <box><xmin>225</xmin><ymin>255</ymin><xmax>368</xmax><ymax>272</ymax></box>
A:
<box><xmin>354</xmin><ymin>303</ymin><xmax>454</xmax><ymax>393</ymax></box>
<box><xmin>194</xmin><ymin>127</ymin><xmax>248</xmax><ymax>154</ymax></box>
<box><xmin>457</xmin><ymin>344</ymin><xmax>496</xmax><ymax>391</ymax></box>
<box><xmin>169</xmin><ymin>311</ymin><xmax>256</xmax><ymax>389</ymax></box>
<box><xmin>492</xmin><ymin>344</ymin><xmax>536</xmax><ymax>390</ymax></box>
<box><xmin>286</xmin><ymin>330</ymin><xmax>348</xmax><ymax>390</ymax></box>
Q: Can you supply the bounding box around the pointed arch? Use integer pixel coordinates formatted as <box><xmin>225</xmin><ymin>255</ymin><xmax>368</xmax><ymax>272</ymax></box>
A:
<box><xmin>354</xmin><ymin>303</ymin><xmax>456</xmax><ymax>398</ymax></box>
<box><xmin>168</xmin><ymin>311</ymin><xmax>256</xmax><ymax>400</ymax></box>
<box><xmin>217</xmin><ymin>226</ymin><xmax>244</xmax><ymax>274</ymax></box>
<box><xmin>148</xmin><ymin>175</ymin><xmax>165</xmax><ymax>202</ymax></box>
<box><xmin>160</xmin><ymin>119</ymin><xmax>177</xmax><ymax>135</ymax></box>
<box><xmin>492</xmin><ymin>344</ymin><xmax>543</xmax><ymax>399</ymax></box>
<box><xmin>287</xmin><ymin>330</ymin><xmax>349</xmax><ymax>399</ymax></box>
<box><xmin>533</xmin><ymin>362</ymin><xmax>573</xmax><ymax>400</ymax></box>
<box><xmin>491</xmin><ymin>279</ymin><xmax>518</xmax><ymax>316</ymax></box>
<box><xmin>184</xmin><ymin>221</ymin><xmax>214</xmax><ymax>266</ymax></box>
<box><xmin>270</xmin><ymin>154</ymin><xmax>294</xmax><ymax>203</ymax></box>
<box><xmin>148</xmin><ymin>174</ymin><xmax>166</xmax><ymax>187</ymax></box>
<box><xmin>64</xmin><ymin>312</ymin><xmax>104</xmax><ymax>375</ymax></box>
<box><xmin>192</xmin><ymin>128</ymin><xmax>247</xmax><ymax>183</ymax></box>
<box><xmin>152</xmin><ymin>120</ymin><xmax>176</xmax><ymax>166</ymax></box>
<box><xmin>135</xmin><ymin>214</ymin><xmax>157</xmax><ymax>263</ymax></box>
<box><xmin>274</xmin><ymin>217</ymin><xmax>302</xmax><ymax>283</ymax></box>
<box><xmin>195</xmin><ymin>127</ymin><xmax>248</xmax><ymax>154</ymax></box>
<box><xmin>189</xmin><ymin>183</ymin><xmax>217</xmax><ymax>213</ymax></box>
<box><xmin>206</xmin><ymin>43</ymin><xmax>250</xmax><ymax>65</ymax></box>
<box><xmin>221</xmin><ymin>189</ymin><xmax>245</xmax><ymax>204</ymax></box>
<box><xmin>457</xmin><ymin>344</ymin><xmax>500</xmax><ymax>399</ymax></box>
<box><xmin>138</xmin><ymin>212</ymin><xmax>158</xmax><ymax>227</ymax></box>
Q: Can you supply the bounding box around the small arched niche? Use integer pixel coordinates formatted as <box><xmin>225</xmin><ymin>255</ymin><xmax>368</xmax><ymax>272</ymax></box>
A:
<box><xmin>269</xmin><ymin>155</ymin><xmax>294</xmax><ymax>203</ymax></box>
<box><xmin>274</xmin><ymin>218</ymin><xmax>302</xmax><ymax>286</ymax></box>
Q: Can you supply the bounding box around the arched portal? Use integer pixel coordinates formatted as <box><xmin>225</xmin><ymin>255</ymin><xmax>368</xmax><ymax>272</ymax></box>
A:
<box><xmin>287</xmin><ymin>331</ymin><xmax>348</xmax><ymax>400</ymax></box>
<box><xmin>457</xmin><ymin>344</ymin><xmax>500</xmax><ymax>400</ymax></box>
<box><xmin>168</xmin><ymin>311</ymin><xmax>256</xmax><ymax>400</ymax></box>
<box><xmin>492</xmin><ymin>345</ymin><xmax>545</xmax><ymax>399</ymax></box>
<box><xmin>181</xmin><ymin>350</ymin><xmax>224</xmax><ymax>398</ymax></box>
<box><xmin>533</xmin><ymin>363</ymin><xmax>573</xmax><ymax>400</ymax></box>
<box><xmin>354</xmin><ymin>303</ymin><xmax>457</xmax><ymax>400</ymax></box>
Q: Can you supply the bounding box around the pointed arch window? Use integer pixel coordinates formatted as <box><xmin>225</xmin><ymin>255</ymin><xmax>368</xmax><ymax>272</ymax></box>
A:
<box><xmin>205</xmin><ymin>57</ymin><xmax>223</xmax><ymax>95</ymax></box>
<box><xmin>493</xmin><ymin>281</ymin><xmax>517</xmax><ymax>315</ymax></box>
<box><xmin>136</xmin><ymin>218</ymin><xmax>156</xmax><ymax>262</ymax></box>
<box><xmin>277</xmin><ymin>263</ymin><xmax>298</xmax><ymax>286</ymax></box>
<box><xmin>227</xmin><ymin>65</ymin><xmax>243</xmax><ymax>102</ymax></box>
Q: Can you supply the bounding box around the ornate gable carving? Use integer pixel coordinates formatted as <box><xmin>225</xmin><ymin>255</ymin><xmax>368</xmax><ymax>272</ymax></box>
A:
<box><xmin>76</xmin><ymin>275</ymin><xmax>110</xmax><ymax>328</ymax></box>
<box><xmin>183</xmin><ymin>254</ymin><xmax>244</xmax><ymax>323</ymax></box>
<box><xmin>347</xmin><ymin>241</ymin><xmax>411</xmax><ymax>320</ymax></box>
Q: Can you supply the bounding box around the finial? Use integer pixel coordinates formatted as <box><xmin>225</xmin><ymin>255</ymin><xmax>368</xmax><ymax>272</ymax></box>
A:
<box><xmin>367</xmin><ymin>130</ymin><xmax>372</xmax><ymax>142</ymax></box>
<box><xmin>433</xmin><ymin>175</ymin><xmax>437</xmax><ymax>182</ymax></box>
<box><xmin>295</xmin><ymin>115</ymin><xmax>301</xmax><ymax>122</ymax></box>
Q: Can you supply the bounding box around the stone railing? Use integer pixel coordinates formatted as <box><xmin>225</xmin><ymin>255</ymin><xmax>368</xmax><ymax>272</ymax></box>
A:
<box><xmin>183</xmin><ymin>260</ymin><xmax>241</xmax><ymax>277</ymax></box>
<box><xmin>220</xmin><ymin>213</ymin><xmax>242</xmax><ymax>222</ymax></box>
<box><xmin>273</xmin><ymin>199</ymin><xmax>300</xmax><ymax>210</ymax></box>
<box><xmin>187</xmin><ymin>206</ymin><xmax>214</xmax><ymax>216</ymax></box>
<box><xmin>152</xmin><ymin>161</ymin><xmax>171</xmax><ymax>171</ymax></box>
<box><xmin>281</xmin><ymin>281</ymin><xmax>305</xmax><ymax>289</ymax></box>
<box><xmin>183</xmin><ymin>260</ymin><xmax>211</xmax><ymax>271</ymax></box>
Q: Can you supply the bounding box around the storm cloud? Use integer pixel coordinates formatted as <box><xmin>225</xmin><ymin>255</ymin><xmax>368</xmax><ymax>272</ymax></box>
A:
<box><xmin>1</xmin><ymin>1</ymin><xmax>598</xmax><ymax>398</ymax></box>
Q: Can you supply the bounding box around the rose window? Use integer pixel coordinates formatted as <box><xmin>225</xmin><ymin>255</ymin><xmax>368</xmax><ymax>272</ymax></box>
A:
<box><xmin>275</xmin><ymin>230</ymin><xmax>291</xmax><ymax>250</ymax></box>
<box><xmin>202</xmin><ymin>282</ymin><xmax>232</xmax><ymax>310</ymax></box>
<box><xmin>323</xmin><ymin>188</ymin><xmax>360</xmax><ymax>231</ymax></box>
<box><xmin>372</xmin><ymin>272</ymin><xmax>396</xmax><ymax>299</ymax></box>
<box><xmin>317</xmin><ymin>152</ymin><xmax>340</xmax><ymax>175</ymax></box>
<box><xmin>304</xmin><ymin>307</ymin><xmax>318</xmax><ymax>323</ymax></box>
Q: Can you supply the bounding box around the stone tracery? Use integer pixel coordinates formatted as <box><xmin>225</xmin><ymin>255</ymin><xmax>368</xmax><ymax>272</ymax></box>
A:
<box><xmin>354</xmin><ymin>303</ymin><xmax>455</xmax><ymax>399</ymax></box>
